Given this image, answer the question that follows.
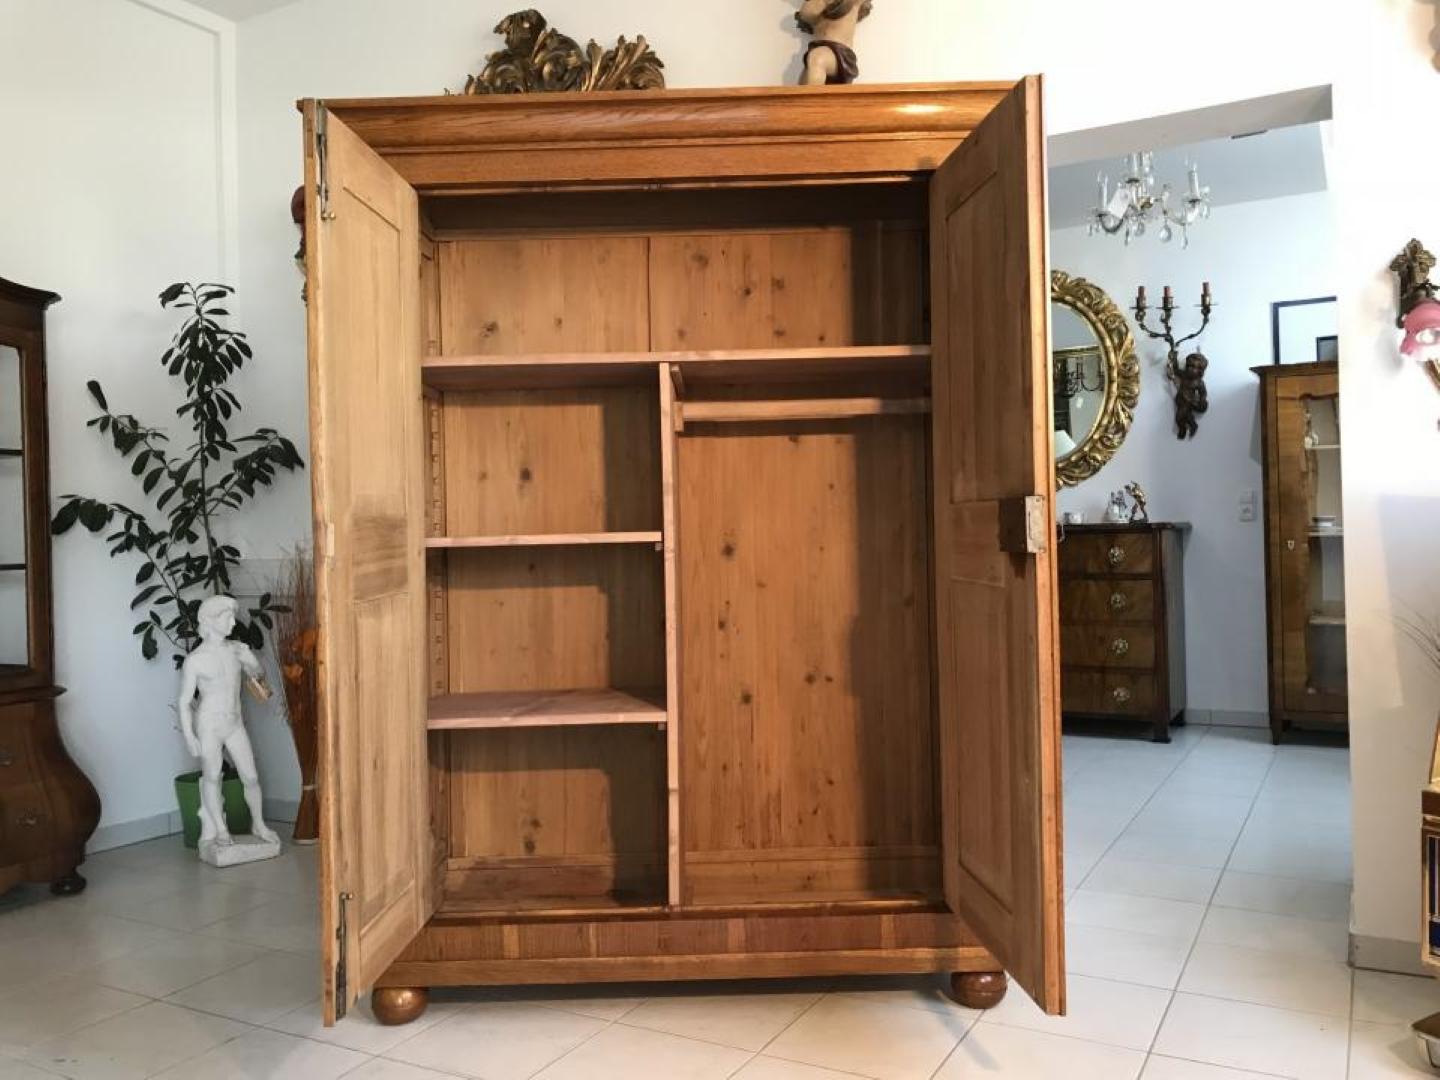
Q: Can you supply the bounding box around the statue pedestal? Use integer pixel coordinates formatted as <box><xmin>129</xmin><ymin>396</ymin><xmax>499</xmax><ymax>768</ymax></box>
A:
<box><xmin>200</xmin><ymin>834</ymin><xmax>281</xmax><ymax>868</ymax></box>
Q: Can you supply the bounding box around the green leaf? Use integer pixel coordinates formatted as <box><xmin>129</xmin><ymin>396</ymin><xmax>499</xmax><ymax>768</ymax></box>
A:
<box><xmin>50</xmin><ymin>500</ymin><xmax>80</xmax><ymax>535</ymax></box>
<box><xmin>130</xmin><ymin>585</ymin><xmax>162</xmax><ymax>609</ymax></box>
<box><xmin>135</xmin><ymin>562</ymin><xmax>156</xmax><ymax>585</ymax></box>
<box><xmin>158</xmin><ymin>283</ymin><xmax>186</xmax><ymax>307</ymax></box>
<box><xmin>141</xmin><ymin>631</ymin><xmax>158</xmax><ymax>660</ymax></box>
<box><xmin>86</xmin><ymin>380</ymin><xmax>109</xmax><ymax>410</ymax></box>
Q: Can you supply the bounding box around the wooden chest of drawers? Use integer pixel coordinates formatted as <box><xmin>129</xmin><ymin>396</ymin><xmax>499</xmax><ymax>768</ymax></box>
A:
<box><xmin>1058</xmin><ymin>523</ymin><xmax>1187</xmax><ymax>742</ymax></box>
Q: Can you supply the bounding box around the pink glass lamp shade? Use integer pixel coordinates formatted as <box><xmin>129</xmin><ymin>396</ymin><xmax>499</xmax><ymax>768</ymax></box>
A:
<box><xmin>1401</xmin><ymin>298</ymin><xmax>1440</xmax><ymax>360</ymax></box>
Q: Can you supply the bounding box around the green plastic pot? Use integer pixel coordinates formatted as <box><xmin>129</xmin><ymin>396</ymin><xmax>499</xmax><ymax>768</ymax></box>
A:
<box><xmin>174</xmin><ymin>770</ymin><xmax>253</xmax><ymax>849</ymax></box>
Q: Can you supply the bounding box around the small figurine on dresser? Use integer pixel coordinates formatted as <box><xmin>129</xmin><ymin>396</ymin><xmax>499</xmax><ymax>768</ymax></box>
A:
<box><xmin>178</xmin><ymin>596</ymin><xmax>281</xmax><ymax>867</ymax></box>
<box><xmin>796</xmin><ymin>0</ymin><xmax>873</xmax><ymax>85</ymax></box>
<box><xmin>1104</xmin><ymin>489</ymin><xmax>1130</xmax><ymax>524</ymax></box>
<box><xmin>1125</xmin><ymin>482</ymin><xmax>1150</xmax><ymax>523</ymax></box>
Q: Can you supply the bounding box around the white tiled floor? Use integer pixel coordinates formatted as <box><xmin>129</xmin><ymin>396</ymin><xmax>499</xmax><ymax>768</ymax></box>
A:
<box><xmin>2</xmin><ymin>724</ymin><xmax>1436</xmax><ymax>1078</ymax></box>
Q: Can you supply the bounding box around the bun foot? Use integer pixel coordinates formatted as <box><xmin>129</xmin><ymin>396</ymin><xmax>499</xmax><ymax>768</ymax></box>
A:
<box><xmin>372</xmin><ymin>987</ymin><xmax>429</xmax><ymax>1025</ymax></box>
<box><xmin>949</xmin><ymin>970</ymin><xmax>1008</xmax><ymax>1009</ymax></box>
<box><xmin>50</xmin><ymin>870</ymin><xmax>87</xmax><ymax>896</ymax></box>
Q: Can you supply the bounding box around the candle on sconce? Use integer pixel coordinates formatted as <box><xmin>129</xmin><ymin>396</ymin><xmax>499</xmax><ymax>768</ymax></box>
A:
<box><xmin>1202</xmin><ymin>281</ymin><xmax>1213</xmax><ymax>302</ymax></box>
<box><xmin>1137</xmin><ymin>285</ymin><xmax>1147</xmax><ymax>308</ymax></box>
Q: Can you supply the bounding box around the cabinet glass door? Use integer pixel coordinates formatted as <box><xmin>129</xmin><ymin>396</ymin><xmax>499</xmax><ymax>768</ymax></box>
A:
<box><xmin>1300</xmin><ymin>393</ymin><xmax>1345</xmax><ymax>701</ymax></box>
<box><xmin>0</xmin><ymin>342</ymin><xmax>29</xmax><ymax>672</ymax></box>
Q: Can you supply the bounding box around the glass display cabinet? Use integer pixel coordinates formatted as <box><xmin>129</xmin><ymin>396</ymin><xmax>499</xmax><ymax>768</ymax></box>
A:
<box><xmin>1255</xmin><ymin>360</ymin><xmax>1347</xmax><ymax>743</ymax></box>
<box><xmin>0</xmin><ymin>276</ymin><xmax>99</xmax><ymax>895</ymax></box>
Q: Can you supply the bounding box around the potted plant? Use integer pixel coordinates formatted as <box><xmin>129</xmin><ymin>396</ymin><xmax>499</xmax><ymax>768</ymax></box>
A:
<box><xmin>51</xmin><ymin>283</ymin><xmax>304</xmax><ymax>846</ymax></box>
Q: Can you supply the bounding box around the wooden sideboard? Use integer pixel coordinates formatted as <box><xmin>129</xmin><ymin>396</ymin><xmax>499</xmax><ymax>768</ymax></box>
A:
<box><xmin>1059</xmin><ymin>522</ymin><xmax>1187</xmax><ymax>742</ymax></box>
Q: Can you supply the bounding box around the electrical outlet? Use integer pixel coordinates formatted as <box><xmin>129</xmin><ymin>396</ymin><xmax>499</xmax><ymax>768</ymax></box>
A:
<box><xmin>1238</xmin><ymin>488</ymin><xmax>1258</xmax><ymax>522</ymax></box>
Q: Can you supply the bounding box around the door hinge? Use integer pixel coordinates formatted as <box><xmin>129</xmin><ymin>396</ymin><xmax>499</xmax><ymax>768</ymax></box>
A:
<box><xmin>999</xmin><ymin>494</ymin><xmax>1049</xmax><ymax>555</ymax></box>
<box><xmin>335</xmin><ymin>890</ymin><xmax>353</xmax><ymax>1020</ymax></box>
<box><xmin>315</xmin><ymin>102</ymin><xmax>336</xmax><ymax>223</ymax></box>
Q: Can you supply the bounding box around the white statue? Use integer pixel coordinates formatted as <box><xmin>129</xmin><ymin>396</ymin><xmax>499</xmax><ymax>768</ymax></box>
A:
<box><xmin>178</xmin><ymin>595</ymin><xmax>281</xmax><ymax>866</ymax></box>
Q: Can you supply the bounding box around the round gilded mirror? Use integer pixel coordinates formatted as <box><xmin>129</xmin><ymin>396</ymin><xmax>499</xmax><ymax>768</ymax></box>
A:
<box><xmin>1051</xmin><ymin>271</ymin><xmax>1140</xmax><ymax>487</ymax></box>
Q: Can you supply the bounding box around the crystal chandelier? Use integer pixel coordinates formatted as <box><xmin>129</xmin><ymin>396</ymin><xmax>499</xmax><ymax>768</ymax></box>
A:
<box><xmin>1053</xmin><ymin>347</ymin><xmax>1104</xmax><ymax>401</ymax></box>
<box><xmin>1089</xmin><ymin>151</ymin><xmax>1212</xmax><ymax>246</ymax></box>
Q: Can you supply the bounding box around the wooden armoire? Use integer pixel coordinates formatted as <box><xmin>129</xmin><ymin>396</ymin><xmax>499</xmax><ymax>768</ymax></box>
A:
<box><xmin>302</xmin><ymin>79</ymin><xmax>1066</xmax><ymax>1026</ymax></box>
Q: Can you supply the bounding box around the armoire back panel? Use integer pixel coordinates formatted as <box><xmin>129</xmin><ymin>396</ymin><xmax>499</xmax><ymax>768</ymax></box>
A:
<box><xmin>445</xmin><ymin>544</ymin><xmax>666</xmax><ymax>693</ymax></box>
<box><xmin>438</xmin><ymin>236</ymin><xmax>650</xmax><ymax>355</ymax></box>
<box><xmin>677</xmin><ymin>415</ymin><xmax>938</xmax><ymax>905</ymax></box>
<box><xmin>443</xmin><ymin>725</ymin><xmax>666</xmax><ymax>909</ymax></box>
<box><xmin>441</xmin><ymin>387</ymin><xmax>661</xmax><ymax>536</ymax></box>
<box><xmin>647</xmin><ymin>227</ymin><xmax>927</xmax><ymax>350</ymax></box>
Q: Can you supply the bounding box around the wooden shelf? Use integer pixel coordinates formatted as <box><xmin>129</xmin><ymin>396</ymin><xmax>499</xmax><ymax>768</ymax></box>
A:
<box><xmin>428</xmin><ymin>687</ymin><xmax>667</xmax><ymax>731</ymax></box>
<box><xmin>0</xmin><ymin>448</ymin><xmax>20</xmax><ymax>458</ymax></box>
<box><xmin>1309</xmin><ymin>529</ymin><xmax>1344</xmax><ymax>538</ymax></box>
<box><xmin>1307</xmin><ymin>444</ymin><xmax>1341</xmax><ymax>451</ymax></box>
<box><xmin>679</xmin><ymin>397</ymin><xmax>930</xmax><ymax>426</ymax></box>
<box><xmin>1309</xmin><ymin>613</ymin><xmax>1346</xmax><ymax>627</ymax></box>
<box><xmin>422</xmin><ymin>345</ymin><xmax>930</xmax><ymax>391</ymax></box>
<box><xmin>426</xmin><ymin>531</ymin><xmax>662</xmax><ymax>549</ymax></box>
<box><xmin>0</xmin><ymin>563</ymin><xmax>23</xmax><ymax>572</ymax></box>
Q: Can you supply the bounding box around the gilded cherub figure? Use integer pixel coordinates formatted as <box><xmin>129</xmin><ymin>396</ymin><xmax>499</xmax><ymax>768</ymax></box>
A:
<box><xmin>796</xmin><ymin>0</ymin><xmax>874</xmax><ymax>85</ymax></box>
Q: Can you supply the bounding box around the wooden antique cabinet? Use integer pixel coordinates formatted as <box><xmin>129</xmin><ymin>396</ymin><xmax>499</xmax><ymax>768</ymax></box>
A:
<box><xmin>0</xmin><ymin>277</ymin><xmax>100</xmax><ymax>895</ymax></box>
<box><xmin>301</xmin><ymin>79</ymin><xmax>1066</xmax><ymax>1025</ymax></box>
<box><xmin>1059</xmin><ymin>523</ymin><xmax>1187</xmax><ymax>743</ymax></box>
<box><xmin>1255</xmin><ymin>361</ymin><xmax>1347</xmax><ymax>743</ymax></box>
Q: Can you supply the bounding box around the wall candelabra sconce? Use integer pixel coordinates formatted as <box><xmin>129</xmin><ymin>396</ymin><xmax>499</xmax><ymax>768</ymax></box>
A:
<box><xmin>1391</xmin><ymin>238</ymin><xmax>1440</xmax><ymax>393</ymax></box>
<box><xmin>1134</xmin><ymin>283</ymin><xmax>1215</xmax><ymax>440</ymax></box>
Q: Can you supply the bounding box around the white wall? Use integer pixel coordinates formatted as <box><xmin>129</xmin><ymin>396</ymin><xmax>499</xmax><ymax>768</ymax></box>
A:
<box><xmin>1052</xmin><ymin>190</ymin><xmax>1337</xmax><ymax>717</ymax></box>
<box><xmin>0</xmin><ymin>0</ymin><xmax>301</xmax><ymax>846</ymax></box>
<box><xmin>1331</xmin><ymin>3</ymin><xmax>1440</xmax><ymax>970</ymax></box>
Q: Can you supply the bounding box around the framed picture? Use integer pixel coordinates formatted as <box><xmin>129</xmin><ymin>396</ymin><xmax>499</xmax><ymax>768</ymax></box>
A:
<box><xmin>1271</xmin><ymin>296</ymin><xmax>1337</xmax><ymax>365</ymax></box>
<box><xmin>1315</xmin><ymin>335</ymin><xmax>1339</xmax><ymax>362</ymax></box>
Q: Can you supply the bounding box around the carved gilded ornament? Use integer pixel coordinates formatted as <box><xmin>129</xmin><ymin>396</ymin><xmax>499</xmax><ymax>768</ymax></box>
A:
<box><xmin>462</xmin><ymin>9</ymin><xmax>665</xmax><ymax>95</ymax></box>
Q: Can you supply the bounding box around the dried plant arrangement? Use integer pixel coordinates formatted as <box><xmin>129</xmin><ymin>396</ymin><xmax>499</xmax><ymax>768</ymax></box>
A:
<box><xmin>273</xmin><ymin>548</ymin><xmax>319</xmax><ymax>843</ymax></box>
<box><xmin>1401</xmin><ymin>608</ymin><xmax>1440</xmax><ymax>676</ymax></box>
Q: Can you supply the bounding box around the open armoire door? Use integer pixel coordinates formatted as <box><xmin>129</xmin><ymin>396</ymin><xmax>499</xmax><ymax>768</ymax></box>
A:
<box><xmin>929</xmin><ymin>76</ymin><xmax>1066</xmax><ymax>1013</ymax></box>
<box><xmin>304</xmin><ymin>103</ymin><xmax>434</xmax><ymax>1024</ymax></box>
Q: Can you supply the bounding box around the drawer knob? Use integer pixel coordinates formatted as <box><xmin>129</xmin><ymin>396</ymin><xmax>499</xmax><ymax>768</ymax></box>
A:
<box><xmin>1112</xmin><ymin>686</ymin><xmax>1133</xmax><ymax>704</ymax></box>
<box><xmin>1107</xmin><ymin>545</ymin><xmax>1126</xmax><ymax>566</ymax></box>
<box><xmin>1110</xmin><ymin>637</ymin><xmax>1131</xmax><ymax>657</ymax></box>
<box><xmin>1109</xmin><ymin>591</ymin><xmax>1130</xmax><ymax>612</ymax></box>
<box><xmin>0</xmin><ymin>749</ymin><xmax>12</xmax><ymax>768</ymax></box>
<box><xmin>17</xmin><ymin>812</ymin><xmax>40</xmax><ymax>828</ymax></box>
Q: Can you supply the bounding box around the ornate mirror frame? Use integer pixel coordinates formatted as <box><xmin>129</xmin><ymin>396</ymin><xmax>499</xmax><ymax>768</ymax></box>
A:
<box><xmin>1052</xmin><ymin>270</ymin><xmax>1141</xmax><ymax>487</ymax></box>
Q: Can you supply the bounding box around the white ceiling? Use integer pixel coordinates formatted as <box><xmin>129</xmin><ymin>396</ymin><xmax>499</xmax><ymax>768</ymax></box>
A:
<box><xmin>183</xmin><ymin>0</ymin><xmax>300</xmax><ymax>20</ymax></box>
<box><xmin>1049</xmin><ymin>123</ymin><xmax>1330</xmax><ymax>230</ymax></box>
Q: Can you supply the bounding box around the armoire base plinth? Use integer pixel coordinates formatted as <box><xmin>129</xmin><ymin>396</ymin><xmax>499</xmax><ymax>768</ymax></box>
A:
<box><xmin>949</xmin><ymin>970</ymin><xmax>1008</xmax><ymax>1009</ymax></box>
<box><xmin>371</xmin><ymin>987</ymin><xmax>429</xmax><ymax>1026</ymax></box>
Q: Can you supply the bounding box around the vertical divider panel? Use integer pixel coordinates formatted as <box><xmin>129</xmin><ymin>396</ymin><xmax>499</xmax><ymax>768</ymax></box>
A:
<box><xmin>424</xmin><ymin>389</ymin><xmax>449</xmax><ymax>695</ymax></box>
<box><xmin>659</xmin><ymin>362</ymin><xmax>683</xmax><ymax>906</ymax></box>
<box><xmin>421</xmin><ymin>233</ymin><xmax>450</xmax><ymax>902</ymax></box>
